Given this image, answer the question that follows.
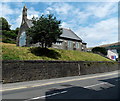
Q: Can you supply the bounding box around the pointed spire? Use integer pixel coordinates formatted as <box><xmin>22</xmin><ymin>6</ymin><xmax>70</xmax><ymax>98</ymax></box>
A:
<box><xmin>23</xmin><ymin>4</ymin><xmax>27</xmax><ymax>10</ymax></box>
<box><xmin>22</xmin><ymin>5</ymin><xmax>27</xmax><ymax>24</ymax></box>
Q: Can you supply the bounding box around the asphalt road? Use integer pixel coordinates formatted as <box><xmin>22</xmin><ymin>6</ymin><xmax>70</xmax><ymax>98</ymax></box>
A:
<box><xmin>2</xmin><ymin>70</ymin><xmax>120</xmax><ymax>100</ymax></box>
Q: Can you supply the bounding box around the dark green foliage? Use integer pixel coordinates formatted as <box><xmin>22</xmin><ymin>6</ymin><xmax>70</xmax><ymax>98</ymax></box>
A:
<box><xmin>2</xmin><ymin>30</ymin><xmax>17</xmax><ymax>39</ymax></box>
<box><xmin>14</xmin><ymin>27</ymin><xmax>20</xmax><ymax>35</ymax></box>
<box><xmin>0</xmin><ymin>17</ymin><xmax>10</xmax><ymax>30</ymax></box>
<box><xmin>117</xmin><ymin>53</ymin><xmax>120</xmax><ymax>61</ymax></box>
<box><xmin>92</xmin><ymin>47</ymin><xmax>107</xmax><ymax>55</ymax></box>
<box><xmin>27</xmin><ymin>14</ymin><xmax>62</xmax><ymax>48</ymax></box>
<box><xmin>29</xmin><ymin>47</ymin><xmax>61</xmax><ymax>59</ymax></box>
<box><xmin>2</xmin><ymin>30</ymin><xmax>18</xmax><ymax>44</ymax></box>
<box><xmin>1</xmin><ymin>17</ymin><xmax>19</xmax><ymax>44</ymax></box>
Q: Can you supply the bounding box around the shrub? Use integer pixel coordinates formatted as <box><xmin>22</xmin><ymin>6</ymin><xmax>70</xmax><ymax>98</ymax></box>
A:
<box><xmin>92</xmin><ymin>47</ymin><xmax>107</xmax><ymax>56</ymax></box>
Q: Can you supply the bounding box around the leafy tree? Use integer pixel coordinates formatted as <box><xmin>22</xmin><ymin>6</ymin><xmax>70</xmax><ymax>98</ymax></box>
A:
<box><xmin>92</xmin><ymin>47</ymin><xmax>107</xmax><ymax>56</ymax></box>
<box><xmin>15</xmin><ymin>27</ymin><xmax>20</xmax><ymax>35</ymax></box>
<box><xmin>2</xmin><ymin>30</ymin><xmax>17</xmax><ymax>44</ymax></box>
<box><xmin>27</xmin><ymin>14</ymin><xmax>62</xmax><ymax>48</ymax></box>
<box><xmin>0</xmin><ymin>17</ymin><xmax>11</xmax><ymax>30</ymax></box>
<box><xmin>1</xmin><ymin>17</ymin><xmax>19</xmax><ymax>44</ymax></box>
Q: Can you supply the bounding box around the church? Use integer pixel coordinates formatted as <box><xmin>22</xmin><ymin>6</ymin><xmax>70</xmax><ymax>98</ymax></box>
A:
<box><xmin>16</xmin><ymin>6</ymin><xmax>87</xmax><ymax>51</ymax></box>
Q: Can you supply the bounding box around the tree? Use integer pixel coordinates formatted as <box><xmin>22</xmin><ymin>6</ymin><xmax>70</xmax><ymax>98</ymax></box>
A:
<box><xmin>27</xmin><ymin>14</ymin><xmax>62</xmax><ymax>48</ymax></box>
<box><xmin>92</xmin><ymin>47</ymin><xmax>107</xmax><ymax>56</ymax></box>
<box><xmin>2</xmin><ymin>30</ymin><xmax>17</xmax><ymax>44</ymax></box>
<box><xmin>1</xmin><ymin>17</ymin><xmax>19</xmax><ymax>44</ymax></box>
<box><xmin>15</xmin><ymin>27</ymin><xmax>20</xmax><ymax>35</ymax></box>
<box><xmin>0</xmin><ymin>17</ymin><xmax>11</xmax><ymax>31</ymax></box>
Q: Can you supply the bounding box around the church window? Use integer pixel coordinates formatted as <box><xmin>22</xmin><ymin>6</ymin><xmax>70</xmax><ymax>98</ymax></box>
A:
<box><xmin>68</xmin><ymin>41</ymin><xmax>72</xmax><ymax>48</ymax></box>
<box><xmin>76</xmin><ymin>42</ymin><xmax>80</xmax><ymax>48</ymax></box>
<box><xmin>19</xmin><ymin>32</ymin><xmax>26</xmax><ymax>46</ymax></box>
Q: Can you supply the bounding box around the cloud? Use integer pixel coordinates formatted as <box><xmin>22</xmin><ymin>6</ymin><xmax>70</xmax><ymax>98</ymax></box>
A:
<box><xmin>61</xmin><ymin>22</ymin><xmax>74</xmax><ymax>28</ymax></box>
<box><xmin>10</xmin><ymin>14</ymin><xmax>22</xmax><ymax>29</ymax></box>
<box><xmin>86</xmin><ymin>2</ymin><xmax>117</xmax><ymax>18</ymax></box>
<box><xmin>1</xmin><ymin>0</ymin><xmax>119</xmax><ymax>2</ymax></box>
<box><xmin>11</xmin><ymin>7</ymin><xmax>41</xmax><ymax>29</ymax></box>
<box><xmin>44</xmin><ymin>2</ymin><xmax>118</xmax><ymax>47</ymax></box>
<box><xmin>1</xmin><ymin>3</ymin><xmax>21</xmax><ymax>29</ymax></box>
<box><xmin>1</xmin><ymin>0</ymin><xmax>24</xmax><ymax>2</ymax></box>
<box><xmin>1</xmin><ymin>4</ymin><xmax>14</xmax><ymax>16</ymax></box>
<box><xmin>44</xmin><ymin>3</ymin><xmax>74</xmax><ymax>16</ymax></box>
<box><xmin>0</xmin><ymin>3</ymin><xmax>2</xmax><ymax>17</ymax></box>
<box><xmin>45</xmin><ymin>2</ymin><xmax>91</xmax><ymax>26</ymax></box>
<box><xmin>27</xmin><ymin>7</ymin><xmax>41</xmax><ymax>19</ymax></box>
<box><xmin>45</xmin><ymin>2</ymin><xmax>117</xmax><ymax>29</ymax></box>
<box><xmin>44</xmin><ymin>7</ymin><xmax>54</xmax><ymax>15</ymax></box>
<box><xmin>1</xmin><ymin>3</ymin><xmax>41</xmax><ymax>29</ymax></box>
<box><xmin>54</xmin><ymin>3</ymin><xmax>73</xmax><ymax>15</ymax></box>
<box><xmin>75</xmin><ymin>17</ymin><xmax>118</xmax><ymax>47</ymax></box>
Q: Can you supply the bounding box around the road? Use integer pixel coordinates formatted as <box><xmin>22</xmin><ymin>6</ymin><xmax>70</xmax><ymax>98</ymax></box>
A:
<box><xmin>2</xmin><ymin>70</ymin><xmax>120</xmax><ymax>100</ymax></box>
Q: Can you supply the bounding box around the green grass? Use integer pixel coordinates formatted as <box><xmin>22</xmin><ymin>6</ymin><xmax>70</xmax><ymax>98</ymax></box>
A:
<box><xmin>2</xmin><ymin>43</ymin><xmax>111</xmax><ymax>61</ymax></box>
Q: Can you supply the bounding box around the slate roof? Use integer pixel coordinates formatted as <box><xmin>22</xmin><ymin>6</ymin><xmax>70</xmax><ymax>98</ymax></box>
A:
<box><xmin>60</xmin><ymin>28</ymin><xmax>82</xmax><ymax>41</ymax></box>
<box><xmin>26</xmin><ymin>19</ymin><xmax>33</xmax><ymax>28</ymax></box>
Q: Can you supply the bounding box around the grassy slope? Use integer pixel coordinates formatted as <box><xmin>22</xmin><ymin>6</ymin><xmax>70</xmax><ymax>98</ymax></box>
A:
<box><xmin>2</xmin><ymin>43</ymin><xmax>111</xmax><ymax>61</ymax></box>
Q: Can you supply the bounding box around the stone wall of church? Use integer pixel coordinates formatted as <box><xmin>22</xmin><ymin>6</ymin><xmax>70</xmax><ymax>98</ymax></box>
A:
<box><xmin>52</xmin><ymin>39</ymin><xmax>83</xmax><ymax>51</ymax></box>
<box><xmin>16</xmin><ymin>22</ymin><xmax>29</xmax><ymax>46</ymax></box>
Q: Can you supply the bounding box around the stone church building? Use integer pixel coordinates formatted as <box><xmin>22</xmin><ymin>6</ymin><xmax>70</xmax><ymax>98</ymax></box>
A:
<box><xmin>17</xmin><ymin>6</ymin><xmax>87</xmax><ymax>51</ymax></box>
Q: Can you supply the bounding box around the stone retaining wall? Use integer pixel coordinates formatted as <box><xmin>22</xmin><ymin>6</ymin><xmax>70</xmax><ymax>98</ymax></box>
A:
<box><xmin>2</xmin><ymin>60</ymin><xmax>119</xmax><ymax>83</ymax></box>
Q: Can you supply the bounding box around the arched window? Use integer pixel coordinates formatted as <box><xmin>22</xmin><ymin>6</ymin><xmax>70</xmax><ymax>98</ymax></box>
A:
<box><xmin>19</xmin><ymin>32</ymin><xmax>26</xmax><ymax>46</ymax></box>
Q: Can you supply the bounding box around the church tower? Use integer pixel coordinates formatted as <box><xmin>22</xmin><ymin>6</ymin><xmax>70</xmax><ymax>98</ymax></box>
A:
<box><xmin>16</xmin><ymin>5</ymin><xmax>28</xmax><ymax>47</ymax></box>
<box><xmin>21</xmin><ymin>5</ymin><xmax>27</xmax><ymax>25</ymax></box>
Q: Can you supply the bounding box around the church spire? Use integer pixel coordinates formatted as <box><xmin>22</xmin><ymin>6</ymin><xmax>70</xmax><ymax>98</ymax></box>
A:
<box><xmin>22</xmin><ymin>5</ymin><xmax>27</xmax><ymax>24</ymax></box>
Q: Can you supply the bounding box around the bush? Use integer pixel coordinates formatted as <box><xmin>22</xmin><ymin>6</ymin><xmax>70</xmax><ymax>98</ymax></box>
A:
<box><xmin>2</xmin><ymin>31</ymin><xmax>17</xmax><ymax>44</ymax></box>
<box><xmin>92</xmin><ymin>47</ymin><xmax>107</xmax><ymax>56</ymax></box>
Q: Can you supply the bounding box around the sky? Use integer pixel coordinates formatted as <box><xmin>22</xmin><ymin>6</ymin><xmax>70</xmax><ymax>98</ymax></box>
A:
<box><xmin>0</xmin><ymin>0</ymin><xmax>119</xmax><ymax>47</ymax></box>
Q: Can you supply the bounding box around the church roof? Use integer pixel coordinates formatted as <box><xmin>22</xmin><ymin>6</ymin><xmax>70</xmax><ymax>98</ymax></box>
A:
<box><xmin>60</xmin><ymin>28</ymin><xmax>82</xmax><ymax>41</ymax></box>
<box><xmin>26</xmin><ymin>19</ymin><xmax>33</xmax><ymax>28</ymax></box>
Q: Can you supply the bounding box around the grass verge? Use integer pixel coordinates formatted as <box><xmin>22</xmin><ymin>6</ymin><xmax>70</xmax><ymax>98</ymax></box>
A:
<box><xmin>2</xmin><ymin>43</ymin><xmax>111</xmax><ymax>61</ymax></box>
